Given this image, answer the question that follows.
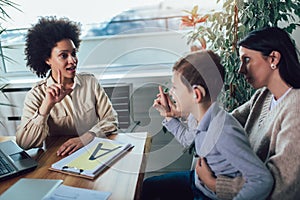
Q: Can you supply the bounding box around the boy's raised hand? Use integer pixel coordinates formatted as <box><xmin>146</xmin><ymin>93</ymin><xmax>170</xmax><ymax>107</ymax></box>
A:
<box><xmin>153</xmin><ymin>85</ymin><xmax>181</xmax><ymax>118</ymax></box>
<box><xmin>159</xmin><ymin>85</ymin><xmax>171</xmax><ymax>112</ymax></box>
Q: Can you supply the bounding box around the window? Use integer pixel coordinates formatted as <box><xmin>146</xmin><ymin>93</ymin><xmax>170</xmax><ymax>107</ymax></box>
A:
<box><xmin>0</xmin><ymin>0</ymin><xmax>221</xmax><ymax>78</ymax></box>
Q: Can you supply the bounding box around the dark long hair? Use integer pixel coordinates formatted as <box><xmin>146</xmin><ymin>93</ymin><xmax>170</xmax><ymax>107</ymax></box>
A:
<box><xmin>238</xmin><ymin>27</ymin><xmax>300</xmax><ymax>88</ymax></box>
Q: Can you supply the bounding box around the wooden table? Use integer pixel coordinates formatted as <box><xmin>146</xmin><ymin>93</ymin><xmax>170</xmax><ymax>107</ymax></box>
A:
<box><xmin>0</xmin><ymin>132</ymin><xmax>151</xmax><ymax>200</ymax></box>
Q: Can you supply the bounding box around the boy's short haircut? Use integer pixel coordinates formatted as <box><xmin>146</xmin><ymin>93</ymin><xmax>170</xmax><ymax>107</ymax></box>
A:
<box><xmin>173</xmin><ymin>50</ymin><xmax>224</xmax><ymax>102</ymax></box>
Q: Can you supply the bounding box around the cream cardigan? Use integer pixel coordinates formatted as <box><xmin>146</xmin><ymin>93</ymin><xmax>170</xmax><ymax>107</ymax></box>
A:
<box><xmin>216</xmin><ymin>87</ymin><xmax>300</xmax><ymax>200</ymax></box>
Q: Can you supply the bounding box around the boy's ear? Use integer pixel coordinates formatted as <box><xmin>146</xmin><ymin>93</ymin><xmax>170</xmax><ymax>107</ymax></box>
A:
<box><xmin>193</xmin><ymin>85</ymin><xmax>206</xmax><ymax>102</ymax></box>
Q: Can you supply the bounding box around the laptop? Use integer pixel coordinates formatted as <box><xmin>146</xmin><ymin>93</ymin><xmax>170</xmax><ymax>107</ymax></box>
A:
<box><xmin>0</xmin><ymin>140</ymin><xmax>38</xmax><ymax>181</ymax></box>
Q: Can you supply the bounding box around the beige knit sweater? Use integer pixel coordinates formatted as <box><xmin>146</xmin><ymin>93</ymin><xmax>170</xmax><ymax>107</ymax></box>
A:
<box><xmin>216</xmin><ymin>87</ymin><xmax>300</xmax><ymax>200</ymax></box>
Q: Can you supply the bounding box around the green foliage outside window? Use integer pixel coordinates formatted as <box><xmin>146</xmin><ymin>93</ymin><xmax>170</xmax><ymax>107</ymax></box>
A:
<box><xmin>182</xmin><ymin>0</ymin><xmax>300</xmax><ymax>111</ymax></box>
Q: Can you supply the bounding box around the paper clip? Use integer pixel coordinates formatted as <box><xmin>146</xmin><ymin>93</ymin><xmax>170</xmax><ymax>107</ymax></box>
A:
<box><xmin>62</xmin><ymin>166</ymin><xmax>84</xmax><ymax>174</ymax></box>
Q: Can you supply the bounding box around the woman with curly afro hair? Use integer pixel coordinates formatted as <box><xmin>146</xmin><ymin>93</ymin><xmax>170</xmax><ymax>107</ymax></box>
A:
<box><xmin>16</xmin><ymin>16</ymin><xmax>118</xmax><ymax>156</ymax></box>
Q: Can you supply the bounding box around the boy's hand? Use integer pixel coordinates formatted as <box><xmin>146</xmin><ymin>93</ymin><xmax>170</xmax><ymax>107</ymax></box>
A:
<box><xmin>153</xmin><ymin>85</ymin><xmax>182</xmax><ymax>118</ymax></box>
<box><xmin>159</xmin><ymin>85</ymin><xmax>170</xmax><ymax>112</ymax></box>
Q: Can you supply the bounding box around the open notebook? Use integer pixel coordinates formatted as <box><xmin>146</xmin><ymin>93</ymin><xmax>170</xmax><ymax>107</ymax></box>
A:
<box><xmin>49</xmin><ymin>137</ymin><xmax>134</xmax><ymax>179</ymax></box>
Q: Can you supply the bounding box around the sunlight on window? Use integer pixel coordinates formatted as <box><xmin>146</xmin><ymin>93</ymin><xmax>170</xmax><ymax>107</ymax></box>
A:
<box><xmin>0</xmin><ymin>0</ymin><xmax>222</xmax><ymax>76</ymax></box>
<box><xmin>3</xmin><ymin>0</ymin><xmax>222</xmax><ymax>29</ymax></box>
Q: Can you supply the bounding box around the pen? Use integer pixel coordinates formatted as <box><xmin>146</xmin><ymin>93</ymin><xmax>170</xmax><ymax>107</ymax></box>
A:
<box><xmin>62</xmin><ymin>166</ymin><xmax>84</xmax><ymax>174</ymax></box>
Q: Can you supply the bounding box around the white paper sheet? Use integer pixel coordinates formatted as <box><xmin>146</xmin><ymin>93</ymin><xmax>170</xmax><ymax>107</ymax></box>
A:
<box><xmin>43</xmin><ymin>184</ymin><xmax>111</xmax><ymax>200</ymax></box>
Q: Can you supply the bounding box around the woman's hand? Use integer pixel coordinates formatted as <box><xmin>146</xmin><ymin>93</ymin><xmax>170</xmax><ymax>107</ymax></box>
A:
<box><xmin>45</xmin><ymin>83</ymin><xmax>72</xmax><ymax>105</ymax></box>
<box><xmin>153</xmin><ymin>85</ymin><xmax>181</xmax><ymax>118</ymax></box>
<box><xmin>39</xmin><ymin>69</ymin><xmax>73</xmax><ymax>115</ymax></box>
<box><xmin>56</xmin><ymin>132</ymin><xmax>95</xmax><ymax>156</ymax></box>
<box><xmin>195</xmin><ymin>157</ymin><xmax>217</xmax><ymax>192</ymax></box>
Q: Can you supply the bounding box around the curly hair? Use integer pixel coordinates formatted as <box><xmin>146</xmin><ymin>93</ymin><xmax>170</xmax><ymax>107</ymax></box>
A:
<box><xmin>25</xmin><ymin>16</ymin><xmax>82</xmax><ymax>78</ymax></box>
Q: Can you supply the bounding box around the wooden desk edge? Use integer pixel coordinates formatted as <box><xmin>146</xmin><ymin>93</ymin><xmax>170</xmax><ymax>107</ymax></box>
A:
<box><xmin>134</xmin><ymin>133</ymin><xmax>152</xmax><ymax>200</ymax></box>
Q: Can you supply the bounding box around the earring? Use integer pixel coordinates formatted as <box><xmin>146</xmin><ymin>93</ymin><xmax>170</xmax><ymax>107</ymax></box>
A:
<box><xmin>270</xmin><ymin>64</ymin><xmax>277</xmax><ymax>70</ymax></box>
<box><xmin>193</xmin><ymin>94</ymin><xmax>197</xmax><ymax>99</ymax></box>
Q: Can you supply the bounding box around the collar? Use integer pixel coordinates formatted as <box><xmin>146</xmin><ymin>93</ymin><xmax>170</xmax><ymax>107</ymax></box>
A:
<box><xmin>270</xmin><ymin>87</ymin><xmax>292</xmax><ymax>110</ymax></box>
<box><xmin>197</xmin><ymin>102</ymin><xmax>219</xmax><ymax>132</ymax></box>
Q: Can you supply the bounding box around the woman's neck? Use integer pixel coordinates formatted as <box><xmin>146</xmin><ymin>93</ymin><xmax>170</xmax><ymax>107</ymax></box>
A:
<box><xmin>51</xmin><ymin>72</ymin><xmax>74</xmax><ymax>89</ymax></box>
<box><xmin>268</xmin><ymin>73</ymin><xmax>291</xmax><ymax>100</ymax></box>
<box><xmin>64</xmin><ymin>81</ymin><xmax>74</xmax><ymax>89</ymax></box>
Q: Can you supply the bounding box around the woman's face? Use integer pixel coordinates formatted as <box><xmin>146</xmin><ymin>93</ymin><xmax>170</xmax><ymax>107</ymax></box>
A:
<box><xmin>238</xmin><ymin>46</ymin><xmax>273</xmax><ymax>89</ymax></box>
<box><xmin>46</xmin><ymin>39</ymin><xmax>78</xmax><ymax>83</ymax></box>
<box><xmin>170</xmin><ymin>71</ymin><xmax>194</xmax><ymax>115</ymax></box>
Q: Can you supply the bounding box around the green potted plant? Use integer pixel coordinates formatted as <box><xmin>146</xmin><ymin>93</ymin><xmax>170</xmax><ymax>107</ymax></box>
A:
<box><xmin>181</xmin><ymin>0</ymin><xmax>300</xmax><ymax>111</ymax></box>
<box><xmin>0</xmin><ymin>0</ymin><xmax>21</xmax><ymax>124</ymax></box>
